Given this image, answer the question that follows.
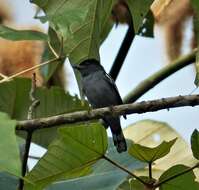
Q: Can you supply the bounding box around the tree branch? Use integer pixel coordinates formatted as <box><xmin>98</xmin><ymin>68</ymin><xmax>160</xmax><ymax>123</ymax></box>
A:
<box><xmin>16</xmin><ymin>94</ymin><xmax>199</xmax><ymax>131</ymax></box>
<box><xmin>124</xmin><ymin>49</ymin><xmax>197</xmax><ymax>103</ymax></box>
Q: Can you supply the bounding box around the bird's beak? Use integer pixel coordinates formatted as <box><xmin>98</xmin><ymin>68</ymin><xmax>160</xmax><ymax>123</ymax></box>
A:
<box><xmin>71</xmin><ymin>64</ymin><xmax>82</xmax><ymax>70</ymax></box>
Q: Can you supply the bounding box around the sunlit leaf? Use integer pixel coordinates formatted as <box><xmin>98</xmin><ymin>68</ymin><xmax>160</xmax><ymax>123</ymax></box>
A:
<box><xmin>25</xmin><ymin>123</ymin><xmax>107</xmax><ymax>190</ymax></box>
<box><xmin>0</xmin><ymin>112</ymin><xmax>21</xmax><ymax>177</ymax></box>
<box><xmin>126</xmin><ymin>0</ymin><xmax>154</xmax><ymax>33</ymax></box>
<box><xmin>191</xmin><ymin>129</ymin><xmax>199</xmax><ymax>160</ymax></box>
<box><xmin>0</xmin><ymin>25</ymin><xmax>48</xmax><ymax>41</ymax></box>
<box><xmin>124</xmin><ymin>120</ymin><xmax>199</xmax><ymax>180</ymax></box>
<box><xmin>159</xmin><ymin>165</ymin><xmax>199</xmax><ymax>190</ymax></box>
<box><xmin>128</xmin><ymin>138</ymin><xmax>177</xmax><ymax>163</ymax></box>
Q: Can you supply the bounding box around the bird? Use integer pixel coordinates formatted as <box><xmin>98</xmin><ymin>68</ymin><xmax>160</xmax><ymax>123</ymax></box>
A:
<box><xmin>72</xmin><ymin>59</ymin><xmax>127</xmax><ymax>153</ymax></box>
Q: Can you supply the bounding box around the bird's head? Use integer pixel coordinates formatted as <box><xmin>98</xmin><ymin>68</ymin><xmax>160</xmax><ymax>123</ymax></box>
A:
<box><xmin>72</xmin><ymin>59</ymin><xmax>104</xmax><ymax>76</ymax></box>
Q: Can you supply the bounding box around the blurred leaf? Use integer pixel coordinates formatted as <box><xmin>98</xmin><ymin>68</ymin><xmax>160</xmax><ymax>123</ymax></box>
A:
<box><xmin>191</xmin><ymin>129</ymin><xmax>199</xmax><ymax>160</ymax></box>
<box><xmin>126</xmin><ymin>0</ymin><xmax>154</xmax><ymax>33</ymax></box>
<box><xmin>137</xmin><ymin>10</ymin><xmax>154</xmax><ymax>38</ymax></box>
<box><xmin>159</xmin><ymin>165</ymin><xmax>199</xmax><ymax>190</ymax></box>
<box><xmin>31</xmin><ymin>0</ymin><xmax>115</xmax><ymax>64</ymax></box>
<box><xmin>25</xmin><ymin>123</ymin><xmax>107</xmax><ymax>190</ymax></box>
<box><xmin>0</xmin><ymin>78</ymin><xmax>89</xmax><ymax>147</ymax></box>
<box><xmin>128</xmin><ymin>138</ymin><xmax>177</xmax><ymax>163</ymax></box>
<box><xmin>191</xmin><ymin>0</ymin><xmax>199</xmax><ymax>86</ymax></box>
<box><xmin>123</xmin><ymin>120</ymin><xmax>199</xmax><ymax>180</ymax></box>
<box><xmin>0</xmin><ymin>172</ymin><xmax>18</xmax><ymax>190</ymax></box>
<box><xmin>0</xmin><ymin>25</ymin><xmax>48</xmax><ymax>41</ymax></box>
<box><xmin>47</xmin><ymin>138</ymin><xmax>145</xmax><ymax>190</ymax></box>
<box><xmin>0</xmin><ymin>112</ymin><xmax>21</xmax><ymax>177</ymax></box>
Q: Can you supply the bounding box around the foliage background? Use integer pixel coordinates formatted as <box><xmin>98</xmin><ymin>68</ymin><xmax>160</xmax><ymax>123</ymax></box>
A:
<box><xmin>5</xmin><ymin>0</ymin><xmax>199</xmax><ymax>174</ymax></box>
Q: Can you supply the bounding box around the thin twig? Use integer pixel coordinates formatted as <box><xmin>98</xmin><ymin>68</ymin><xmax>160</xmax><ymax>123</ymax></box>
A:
<box><xmin>18</xmin><ymin>74</ymin><xmax>40</xmax><ymax>190</ymax></box>
<box><xmin>0</xmin><ymin>57</ymin><xmax>63</xmax><ymax>84</ymax></box>
<box><xmin>28</xmin><ymin>155</ymin><xmax>41</xmax><ymax>160</ymax></box>
<box><xmin>16</xmin><ymin>94</ymin><xmax>199</xmax><ymax>131</ymax></box>
<box><xmin>154</xmin><ymin>163</ymin><xmax>199</xmax><ymax>187</ymax></box>
<box><xmin>124</xmin><ymin>49</ymin><xmax>197</xmax><ymax>103</ymax></box>
<box><xmin>103</xmin><ymin>155</ymin><xmax>148</xmax><ymax>186</ymax></box>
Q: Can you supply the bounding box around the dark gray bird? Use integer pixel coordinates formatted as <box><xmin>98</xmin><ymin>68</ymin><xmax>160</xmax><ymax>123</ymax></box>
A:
<box><xmin>72</xmin><ymin>59</ymin><xmax>127</xmax><ymax>153</ymax></box>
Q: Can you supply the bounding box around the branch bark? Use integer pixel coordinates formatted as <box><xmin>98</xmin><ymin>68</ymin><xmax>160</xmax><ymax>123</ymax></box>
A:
<box><xmin>16</xmin><ymin>94</ymin><xmax>199</xmax><ymax>131</ymax></box>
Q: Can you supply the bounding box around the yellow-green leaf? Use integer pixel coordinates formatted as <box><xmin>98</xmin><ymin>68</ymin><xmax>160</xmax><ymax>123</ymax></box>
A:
<box><xmin>128</xmin><ymin>138</ymin><xmax>177</xmax><ymax>163</ymax></box>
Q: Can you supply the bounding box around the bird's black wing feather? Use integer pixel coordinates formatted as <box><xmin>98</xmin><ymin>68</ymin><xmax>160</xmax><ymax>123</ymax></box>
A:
<box><xmin>104</xmin><ymin>72</ymin><xmax>127</xmax><ymax>119</ymax></box>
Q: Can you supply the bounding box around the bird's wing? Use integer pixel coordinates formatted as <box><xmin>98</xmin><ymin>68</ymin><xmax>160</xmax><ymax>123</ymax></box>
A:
<box><xmin>104</xmin><ymin>72</ymin><xmax>127</xmax><ymax>119</ymax></box>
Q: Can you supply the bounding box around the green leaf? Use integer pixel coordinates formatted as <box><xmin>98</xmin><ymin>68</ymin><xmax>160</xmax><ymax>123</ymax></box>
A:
<box><xmin>25</xmin><ymin>123</ymin><xmax>107</xmax><ymax>190</ymax></box>
<box><xmin>159</xmin><ymin>165</ymin><xmax>199</xmax><ymax>190</ymax></box>
<box><xmin>47</xmin><ymin>139</ymin><xmax>145</xmax><ymax>190</ymax></box>
<box><xmin>191</xmin><ymin>0</ymin><xmax>199</xmax><ymax>86</ymax></box>
<box><xmin>31</xmin><ymin>0</ymin><xmax>115</xmax><ymax>64</ymax></box>
<box><xmin>191</xmin><ymin>129</ymin><xmax>199</xmax><ymax>160</ymax></box>
<box><xmin>128</xmin><ymin>138</ymin><xmax>177</xmax><ymax>163</ymax></box>
<box><xmin>0</xmin><ymin>25</ymin><xmax>48</xmax><ymax>41</ymax></box>
<box><xmin>0</xmin><ymin>172</ymin><xmax>19</xmax><ymax>190</ymax></box>
<box><xmin>41</xmin><ymin>27</ymin><xmax>65</xmax><ymax>85</ymax></box>
<box><xmin>0</xmin><ymin>78</ymin><xmax>89</xmax><ymax>147</ymax></box>
<box><xmin>0</xmin><ymin>112</ymin><xmax>21</xmax><ymax>177</ymax></box>
<box><xmin>126</xmin><ymin>0</ymin><xmax>154</xmax><ymax>33</ymax></box>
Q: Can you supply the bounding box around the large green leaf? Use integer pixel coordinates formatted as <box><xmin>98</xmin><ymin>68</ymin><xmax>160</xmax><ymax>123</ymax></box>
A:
<box><xmin>191</xmin><ymin>0</ymin><xmax>199</xmax><ymax>86</ymax></box>
<box><xmin>0</xmin><ymin>112</ymin><xmax>21</xmax><ymax>177</ymax></box>
<box><xmin>0</xmin><ymin>78</ymin><xmax>89</xmax><ymax>147</ymax></box>
<box><xmin>0</xmin><ymin>25</ymin><xmax>48</xmax><ymax>41</ymax></box>
<box><xmin>31</xmin><ymin>0</ymin><xmax>115</xmax><ymax>64</ymax></box>
<box><xmin>191</xmin><ymin>129</ymin><xmax>199</xmax><ymax>160</ymax></box>
<box><xmin>128</xmin><ymin>138</ymin><xmax>177</xmax><ymax>163</ymax></box>
<box><xmin>159</xmin><ymin>165</ymin><xmax>199</xmax><ymax>190</ymax></box>
<box><xmin>25</xmin><ymin>123</ymin><xmax>107</xmax><ymax>190</ymax></box>
<box><xmin>47</xmin><ymin>139</ymin><xmax>145</xmax><ymax>190</ymax></box>
<box><xmin>126</xmin><ymin>0</ymin><xmax>154</xmax><ymax>33</ymax></box>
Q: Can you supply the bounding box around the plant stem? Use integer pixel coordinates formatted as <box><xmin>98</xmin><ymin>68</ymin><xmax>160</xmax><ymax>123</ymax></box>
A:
<box><xmin>149</xmin><ymin>162</ymin><xmax>152</xmax><ymax>179</ymax></box>
<box><xmin>16</xmin><ymin>94</ymin><xmax>199</xmax><ymax>131</ymax></box>
<box><xmin>154</xmin><ymin>163</ymin><xmax>199</xmax><ymax>188</ymax></box>
<box><xmin>109</xmin><ymin>23</ymin><xmax>135</xmax><ymax>81</ymax></box>
<box><xmin>124</xmin><ymin>49</ymin><xmax>197</xmax><ymax>103</ymax></box>
<box><xmin>103</xmin><ymin>155</ymin><xmax>148</xmax><ymax>186</ymax></box>
<box><xmin>18</xmin><ymin>131</ymin><xmax>33</xmax><ymax>190</ymax></box>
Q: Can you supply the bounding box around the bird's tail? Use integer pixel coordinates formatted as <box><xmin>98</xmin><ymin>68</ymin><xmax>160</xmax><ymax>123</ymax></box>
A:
<box><xmin>112</xmin><ymin>129</ymin><xmax>127</xmax><ymax>153</ymax></box>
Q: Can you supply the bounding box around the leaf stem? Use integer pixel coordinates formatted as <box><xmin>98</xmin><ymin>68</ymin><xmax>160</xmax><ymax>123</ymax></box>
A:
<box><xmin>103</xmin><ymin>155</ymin><xmax>148</xmax><ymax>186</ymax></box>
<box><xmin>149</xmin><ymin>162</ymin><xmax>152</xmax><ymax>179</ymax></box>
<box><xmin>154</xmin><ymin>163</ymin><xmax>199</xmax><ymax>188</ymax></box>
<box><xmin>0</xmin><ymin>57</ymin><xmax>64</xmax><ymax>84</ymax></box>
